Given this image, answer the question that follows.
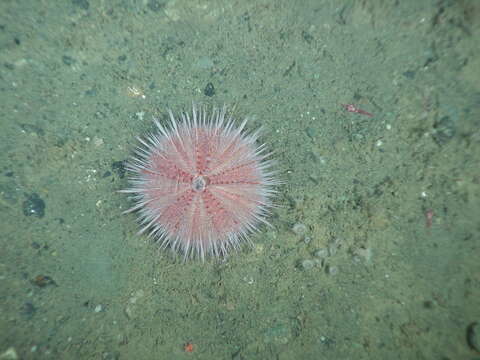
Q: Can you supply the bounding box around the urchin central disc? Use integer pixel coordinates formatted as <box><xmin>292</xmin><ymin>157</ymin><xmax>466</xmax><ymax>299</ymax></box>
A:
<box><xmin>192</xmin><ymin>175</ymin><xmax>209</xmax><ymax>192</ymax></box>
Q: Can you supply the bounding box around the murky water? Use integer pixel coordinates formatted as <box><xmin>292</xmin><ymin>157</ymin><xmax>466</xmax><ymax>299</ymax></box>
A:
<box><xmin>1</xmin><ymin>1</ymin><xmax>479</xmax><ymax>359</ymax></box>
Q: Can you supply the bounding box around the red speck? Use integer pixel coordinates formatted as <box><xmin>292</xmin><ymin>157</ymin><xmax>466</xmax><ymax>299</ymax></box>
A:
<box><xmin>342</xmin><ymin>104</ymin><xmax>373</xmax><ymax>117</ymax></box>
<box><xmin>184</xmin><ymin>342</ymin><xmax>194</xmax><ymax>353</ymax></box>
<box><xmin>425</xmin><ymin>209</ymin><xmax>434</xmax><ymax>228</ymax></box>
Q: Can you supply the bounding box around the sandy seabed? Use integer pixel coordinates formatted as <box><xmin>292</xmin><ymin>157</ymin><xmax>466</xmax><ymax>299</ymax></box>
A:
<box><xmin>0</xmin><ymin>1</ymin><xmax>479</xmax><ymax>359</ymax></box>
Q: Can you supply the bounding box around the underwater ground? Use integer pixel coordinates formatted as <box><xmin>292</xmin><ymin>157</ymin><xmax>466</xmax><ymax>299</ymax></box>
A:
<box><xmin>1</xmin><ymin>1</ymin><xmax>479</xmax><ymax>359</ymax></box>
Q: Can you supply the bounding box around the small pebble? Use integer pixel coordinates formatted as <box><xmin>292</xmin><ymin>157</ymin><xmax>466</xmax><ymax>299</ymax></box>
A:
<box><xmin>467</xmin><ymin>322</ymin><xmax>480</xmax><ymax>352</ymax></box>
<box><xmin>94</xmin><ymin>305</ymin><xmax>103</xmax><ymax>313</ymax></box>
<box><xmin>0</xmin><ymin>347</ymin><xmax>18</xmax><ymax>360</ymax></box>
<box><xmin>314</xmin><ymin>249</ymin><xmax>329</xmax><ymax>258</ymax></box>
<box><xmin>263</xmin><ymin>323</ymin><xmax>293</xmax><ymax>345</ymax></box>
<box><xmin>313</xmin><ymin>258</ymin><xmax>323</xmax><ymax>267</ymax></box>
<box><xmin>32</xmin><ymin>275</ymin><xmax>56</xmax><ymax>288</ymax></box>
<box><xmin>325</xmin><ymin>265</ymin><xmax>338</xmax><ymax>275</ymax></box>
<box><xmin>22</xmin><ymin>193</ymin><xmax>46</xmax><ymax>218</ymax></box>
<box><xmin>354</xmin><ymin>247</ymin><xmax>372</xmax><ymax>263</ymax></box>
<box><xmin>292</xmin><ymin>223</ymin><xmax>307</xmax><ymax>236</ymax></box>
<box><xmin>301</xmin><ymin>259</ymin><xmax>315</xmax><ymax>270</ymax></box>
<box><xmin>327</xmin><ymin>244</ymin><xmax>338</xmax><ymax>256</ymax></box>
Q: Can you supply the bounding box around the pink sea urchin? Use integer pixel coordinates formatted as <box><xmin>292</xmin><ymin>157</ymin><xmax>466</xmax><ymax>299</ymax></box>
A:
<box><xmin>121</xmin><ymin>105</ymin><xmax>279</xmax><ymax>260</ymax></box>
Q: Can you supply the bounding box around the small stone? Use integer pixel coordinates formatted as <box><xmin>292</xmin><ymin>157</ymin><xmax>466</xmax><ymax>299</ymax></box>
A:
<box><xmin>305</xmin><ymin>127</ymin><xmax>317</xmax><ymax>139</ymax></box>
<box><xmin>111</xmin><ymin>161</ymin><xmax>126</xmax><ymax>179</ymax></box>
<box><xmin>62</xmin><ymin>55</ymin><xmax>76</xmax><ymax>65</ymax></box>
<box><xmin>301</xmin><ymin>259</ymin><xmax>315</xmax><ymax>270</ymax></box>
<box><xmin>325</xmin><ymin>264</ymin><xmax>338</xmax><ymax>275</ymax></box>
<box><xmin>314</xmin><ymin>249</ymin><xmax>329</xmax><ymax>258</ymax></box>
<box><xmin>313</xmin><ymin>258</ymin><xmax>323</xmax><ymax>266</ymax></box>
<box><xmin>0</xmin><ymin>347</ymin><xmax>18</xmax><ymax>360</ymax></box>
<box><xmin>402</xmin><ymin>70</ymin><xmax>416</xmax><ymax>79</ymax></box>
<box><xmin>292</xmin><ymin>223</ymin><xmax>307</xmax><ymax>236</ymax></box>
<box><xmin>32</xmin><ymin>275</ymin><xmax>56</xmax><ymax>288</ymax></box>
<box><xmin>432</xmin><ymin>116</ymin><xmax>455</xmax><ymax>145</ymax></box>
<box><xmin>129</xmin><ymin>289</ymin><xmax>145</xmax><ymax>304</ymax></box>
<box><xmin>124</xmin><ymin>305</ymin><xmax>133</xmax><ymax>320</ymax></box>
<box><xmin>354</xmin><ymin>247</ymin><xmax>372</xmax><ymax>264</ymax></box>
<box><xmin>22</xmin><ymin>193</ymin><xmax>46</xmax><ymax>218</ymax></box>
<box><xmin>102</xmin><ymin>351</ymin><xmax>120</xmax><ymax>360</ymax></box>
<box><xmin>147</xmin><ymin>0</ymin><xmax>164</xmax><ymax>12</ymax></box>
<box><xmin>327</xmin><ymin>245</ymin><xmax>337</xmax><ymax>256</ymax></box>
<box><xmin>204</xmin><ymin>82</ymin><xmax>215</xmax><ymax>97</ymax></box>
<box><xmin>21</xmin><ymin>302</ymin><xmax>36</xmax><ymax>319</ymax></box>
<box><xmin>467</xmin><ymin>322</ymin><xmax>480</xmax><ymax>352</ymax></box>
<box><xmin>195</xmin><ymin>56</ymin><xmax>214</xmax><ymax>70</ymax></box>
<box><xmin>423</xmin><ymin>300</ymin><xmax>434</xmax><ymax>309</ymax></box>
<box><xmin>254</xmin><ymin>243</ymin><xmax>264</xmax><ymax>254</ymax></box>
<box><xmin>94</xmin><ymin>304</ymin><xmax>103</xmax><ymax>313</ymax></box>
<box><xmin>264</xmin><ymin>323</ymin><xmax>293</xmax><ymax>345</ymax></box>
<box><xmin>124</xmin><ymin>289</ymin><xmax>145</xmax><ymax>320</ymax></box>
<box><xmin>72</xmin><ymin>0</ymin><xmax>89</xmax><ymax>10</ymax></box>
